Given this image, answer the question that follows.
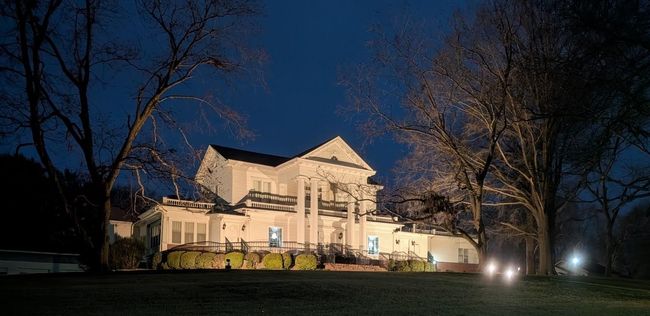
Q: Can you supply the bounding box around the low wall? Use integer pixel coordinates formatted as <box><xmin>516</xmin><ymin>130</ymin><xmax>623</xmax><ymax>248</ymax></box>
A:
<box><xmin>324</xmin><ymin>263</ymin><xmax>387</xmax><ymax>272</ymax></box>
<box><xmin>0</xmin><ymin>249</ymin><xmax>82</xmax><ymax>274</ymax></box>
<box><xmin>436</xmin><ymin>262</ymin><xmax>479</xmax><ymax>273</ymax></box>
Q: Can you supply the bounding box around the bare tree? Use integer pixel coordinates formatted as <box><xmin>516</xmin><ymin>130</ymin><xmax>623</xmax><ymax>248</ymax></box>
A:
<box><xmin>342</xmin><ymin>2</ymin><xmax>523</xmax><ymax>267</ymax></box>
<box><xmin>0</xmin><ymin>0</ymin><xmax>262</xmax><ymax>270</ymax></box>
<box><xmin>582</xmin><ymin>137</ymin><xmax>650</xmax><ymax>276</ymax></box>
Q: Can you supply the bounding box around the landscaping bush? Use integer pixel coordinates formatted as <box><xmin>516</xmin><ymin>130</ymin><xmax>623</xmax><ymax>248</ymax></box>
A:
<box><xmin>196</xmin><ymin>252</ymin><xmax>218</xmax><ymax>269</ymax></box>
<box><xmin>161</xmin><ymin>262</ymin><xmax>170</xmax><ymax>270</ymax></box>
<box><xmin>282</xmin><ymin>252</ymin><xmax>293</xmax><ymax>269</ymax></box>
<box><xmin>152</xmin><ymin>252</ymin><xmax>162</xmax><ymax>270</ymax></box>
<box><xmin>425</xmin><ymin>262</ymin><xmax>436</xmax><ymax>272</ymax></box>
<box><xmin>225</xmin><ymin>251</ymin><xmax>244</xmax><ymax>269</ymax></box>
<box><xmin>409</xmin><ymin>260</ymin><xmax>425</xmax><ymax>272</ymax></box>
<box><xmin>395</xmin><ymin>260</ymin><xmax>410</xmax><ymax>272</ymax></box>
<box><xmin>109</xmin><ymin>237</ymin><xmax>145</xmax><ymax>270</ymax></box>
<box><xmin>261</xmin><ymin>253</ymin><xmax>283</xmax><ymax>270</ymax></box>
<box><xmin>180</xmin><ymin>251</ymin><xmax>202</xmax><ymax>269</ymax></box>
<box><xmin>167</xmin><ymin>251</ymin><xmax>184</xmax><ymax>269</ymax></box>
<box><xmin>243</xmin><ymin>252</ymin><xmax>262</xmax><ymax>269</ymax></box>
<box><xmin>294</xmin><ymin>253</ymin><xmax>317</xmax><ymax>270</ymax></box>
<box><xmin>212</xmin><ymin>253</ymin><xmax>226</xmax><ymax>269</ymax></box>
<box><xmin>387</xmin><ymin>259</ymin><xmax>396</xmax><ymax>271</ymax></box>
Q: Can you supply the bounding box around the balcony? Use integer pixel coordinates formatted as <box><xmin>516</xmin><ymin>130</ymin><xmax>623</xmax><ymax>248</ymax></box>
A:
<box><xmin>242</xmin><ymin>190</ymin><xmax>349</xmax><ymax>212</ymax></box>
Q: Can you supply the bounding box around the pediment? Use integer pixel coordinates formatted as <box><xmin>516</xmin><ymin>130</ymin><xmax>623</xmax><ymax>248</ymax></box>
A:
<box><xmin>298</xmin><ymin>136</ymin><xmax>372</xmax><ymax>170</ymax></box>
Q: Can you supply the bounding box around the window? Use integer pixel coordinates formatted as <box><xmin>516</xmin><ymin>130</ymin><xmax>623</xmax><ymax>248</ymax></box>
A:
<box><xmin>269</xmin><ymin>227</ymin><xmax>282</xmax><ymax>247</ymax></box>
<box><xmin>197</xmin><ymin>223</ymin><xmax>207</xmax><ymax>242</ymax></box>
<box><xmin>263</xmin><ymin>181</ymin><xmax>271</xmax><ymax>193</ymax></box>
<box><xmin>185</xmin><ymin>222</ymin><xmax>195</xmax><ymax>243</ymax></box>
<box><xmin>458</xmin><ymin>248</ymin><xmax>469</xmax><ymax>263</ymax></box>
<box><xmin>368</xmin><ymin>236</ymin><xmax>379</xmax><ymax>255</ymax></box>
<box><xmin>172</xmin><ymin>221</ymin><xmax>182</xmax><ymax>244</ymax></box>
<box><xmin>253</xmin><ymin>179</ymin><xmax>272</xmax><ymax>193</ymax></box>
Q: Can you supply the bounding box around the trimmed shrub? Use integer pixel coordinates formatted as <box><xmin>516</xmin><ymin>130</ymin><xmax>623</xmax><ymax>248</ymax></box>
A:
<box><xmin>396</xmin><ymin>260</ymin><xmax>410</xmax><ymax>272</ymax></box>
<box><xmin>180</xmin><ymin>251</ymin><xmax>201</xmax><ymax>269</ymax></box>
<box><xmin>196</xmin><ymin>252</ymin><xmax>218</xmax><ymax>269</ymax></box>
<box><xmin>387</xmin><ymin>259</ymin><xmax>396</xmax><ymax>271</ymax></box>
<box><xmin>282</xmin><ymin>252</ymin><xmax>293</xmax><ymax>269</ymax></box>
<box><xmin>152</xmin><ymin>252</ymin><xmax>162</xmax><ymax>270</ymax></box>
<box><xmin>225</xmin><ymin>251</ymin><xmax>244</xmax><ymax>269</ymax></box>
<box><xmin>213</xmin><ymin>253</ymin><xmax>226</xmax><ymax>269</ymax></box>
<box><xmin>425</xmin><ymin>262</ymin><xmax>436</xmax><ymax>272</ymax></box>
<box><xmin>262</xmin><ymin>253</ymin><xmax>283</xmax><ymax>270</ymax></box>
<box><xmin>409</xmin><ymin>260</ymin><xmax>425</xmax><ymax>272</ymax></box>
<box><xmin>109</xmin><ymin>237</ymin><xmax>145</xmax><ymax>270</ymax></box>
<box><xmin>161</xmin><ymin>262</ymin><xmax>170</xmax><ymax>270</ymax></box>
<box><xmin>167</xmin><ymin>251</ymin><xmax>184</xmax><ymax>269</ymax></box>
<box><xmin>243</xmin><ymin>252</ymin><xmax>262</xmax><ymax>269</ymax></box>
<box><xmin>294</xmin><ymin>253</ymin><xmax>317</xmax><ymax>270</ymax></box>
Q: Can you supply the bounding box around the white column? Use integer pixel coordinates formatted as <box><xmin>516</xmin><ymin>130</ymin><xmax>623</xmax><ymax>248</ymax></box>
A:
<box><xmin>309</xmin><ymin>178</ymin><xmax>319</xmax><ymax>247</ymax></box>
<box><xmin>346</xmin><ymin>196</ymin><xmax>355</xmax><ymax>249</ymax></box>
<box><xmin>358</xmin><ymin>198</ymin><xmax>367</xmax><ymax>251</ymax></box>
<box><xmin>296</xmin><ymin>177</ymin><xmax>306</xmax><ymax>245</ymax></box>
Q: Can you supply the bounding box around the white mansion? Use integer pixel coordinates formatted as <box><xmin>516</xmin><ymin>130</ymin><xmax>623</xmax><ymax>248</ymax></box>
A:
<box><xmin>132</xmin><ymin>136</ymin><xmax>479</xmax><ymax>270</ymax></box>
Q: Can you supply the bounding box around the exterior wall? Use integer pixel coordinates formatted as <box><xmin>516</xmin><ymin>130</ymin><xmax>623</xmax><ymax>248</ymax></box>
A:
<box><xmin>231</xmin><ymin>165</ymin><xmax>249</xmax><ymax>203</ymax></box>
<box><xmin>159</xmin><ymin>206</ymin><xmax>210</xmax><ymax>251</ymax></box>
<box><xmin>428</xmin><ymin>235</ymin><xmax>479</xmax><ymax>264</ymax></box>
<box><xmin>109</xmin><ymin>220</ymin><xmax>132</xmax><ymax>242</ymax></box>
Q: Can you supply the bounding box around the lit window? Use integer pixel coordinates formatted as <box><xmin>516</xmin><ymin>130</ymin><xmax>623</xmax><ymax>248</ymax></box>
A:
<box><xmin>185</xmin><ymin>222</ymin><xmax>194</xmax><ymax>243</ymax></box>
<box><xmin>458</xmin><ymin>248</ymin><xmax>469</xmax><ymax>263</ymax></box>
<box><xmin>269</xmin><ymin>227</ymin><xmax>282</xmax><ymax>247</ymax></box>
<box><xmin>172</xmin><ymin>221</ymin><xmax>182</xmax><ymax>244</ymax></box>
<box><xmin>197</xmin><ymin>223</ymin><xmax>207</xmax><ymax>242</ymax></box>
<box><xmin>368</xmin><ymin>236</ymin><xmax>379</xmax><ymax>255</ymax></box>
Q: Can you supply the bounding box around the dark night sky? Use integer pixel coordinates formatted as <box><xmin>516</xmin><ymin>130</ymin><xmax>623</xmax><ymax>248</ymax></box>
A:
<box><xmin>194</xmin><ymin>0</ymin><xmax>470</xmax><ymax>180</ymax></box>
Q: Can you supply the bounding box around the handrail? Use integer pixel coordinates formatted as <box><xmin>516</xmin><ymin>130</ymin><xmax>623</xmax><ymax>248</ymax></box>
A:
<box><xmin>162</xmin><ymin>197</ymin><xmax>215</xmax><ymax>209</ymax></box>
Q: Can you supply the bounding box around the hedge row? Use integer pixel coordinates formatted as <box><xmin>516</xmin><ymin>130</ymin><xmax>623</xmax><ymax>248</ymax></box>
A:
<box><xmin>156</xmin><ymin>251</ymin><xmax>318</xmax><ymax>270</ymax></box>
<box><xmin>388</xmin><ymin>259</ymin><xmax>435</xmax><ymax>272</ymax></box>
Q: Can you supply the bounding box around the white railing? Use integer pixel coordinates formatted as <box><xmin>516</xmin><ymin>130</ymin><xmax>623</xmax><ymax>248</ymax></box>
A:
<box><xmin>162</xmin><ymin>197</ymin><xmax>215</xmax><ymax>209</ymax></box>
<box><xmin>250</xmin><ymin>201</ymin><xmax>294</xmax><ymax>212</ymax></box>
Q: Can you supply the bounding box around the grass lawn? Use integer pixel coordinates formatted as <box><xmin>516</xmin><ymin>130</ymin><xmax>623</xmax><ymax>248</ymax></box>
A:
<box><xmin>2</xmin><ymin>270</ymin><xmax>649</xmax><ymax>315</ymax></box>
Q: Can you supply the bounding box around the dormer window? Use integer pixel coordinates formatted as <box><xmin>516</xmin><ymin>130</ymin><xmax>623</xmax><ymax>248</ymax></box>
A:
<box><xmin>331</xmin><ymin>156</ymin><xmax>338</xmax><ymax>161</ymax></box>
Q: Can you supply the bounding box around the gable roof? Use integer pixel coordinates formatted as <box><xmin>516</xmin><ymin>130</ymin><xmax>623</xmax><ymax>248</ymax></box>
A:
<box><xmin>210</xmin><ymin>136</ymin><xmax>373</xmax><ymax>171</ymax></box>
<box><xmin>210</xmin><ymin>145</ymin><xmax>291</xmax><ymax>167</ymax></box>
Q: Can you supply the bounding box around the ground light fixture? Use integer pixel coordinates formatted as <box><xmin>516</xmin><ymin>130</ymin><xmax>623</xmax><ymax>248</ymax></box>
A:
<box><xmin>571</xmin><ymin>255</ymin><xmax>581</xmax><ymax>267</ymax></box>
<box><xmin>486</xmin><ymin>262</ymin><xmax>498</xmax><ymax>276</ymax></box>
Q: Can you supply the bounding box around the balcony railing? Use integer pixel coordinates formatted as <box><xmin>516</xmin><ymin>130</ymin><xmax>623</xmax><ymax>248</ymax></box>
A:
<box><xmin>162</xmin><ymin>197</ymin><xmax>215</xmax><ymax>209</ymax></box>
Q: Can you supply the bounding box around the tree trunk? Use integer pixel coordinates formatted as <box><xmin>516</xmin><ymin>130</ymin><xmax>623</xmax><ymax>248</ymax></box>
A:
<box><xmin>525</xmin><ymin>236</ymin><xmax>536</xmax><ymax>275</ymax></box>
<box><xmin>100</xmin><ymin>195</ymin><xmax>111</xmax><ymax>272</ymax></box>
<box><xmin>605</xmin><ymin>222</ymin><xmax>614</xmax><ymax>277</ymax></box>
<box><xmin>537</xmin><ymin>215</ymin><xmax>553</xmax><ymax>275</ymax></box>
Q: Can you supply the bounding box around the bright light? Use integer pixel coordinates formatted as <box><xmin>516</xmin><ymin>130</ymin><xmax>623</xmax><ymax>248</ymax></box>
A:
<box><xmin>432</xmin><ymin>260</ymin><xmax>437</xmax><ymax>265</ymax></box>
<box><xmin>505</xmin><ymin>268</ymin><xmax>514</xmax><ymax>280</ymax></box>
<box><xmin>571</xmin><ymin>256</ymin><xmax>580</xmax><ymax>266</ymax></box>
<box><xmin>487</xmin><ymin>262</ymin><xmax>497</xmax><ymax>275</ymax></box>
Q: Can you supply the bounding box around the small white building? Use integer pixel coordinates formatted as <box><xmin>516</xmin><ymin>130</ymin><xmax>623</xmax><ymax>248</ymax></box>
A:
<box><xmin>134</xmin><ymin>136</ymin><xmax>479</xmax><ymax>268</ymax></box>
